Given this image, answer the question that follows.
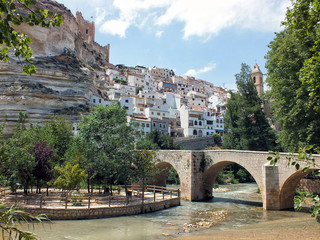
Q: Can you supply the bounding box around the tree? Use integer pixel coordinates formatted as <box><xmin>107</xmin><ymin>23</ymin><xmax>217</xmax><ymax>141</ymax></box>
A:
<box><xmin>222</xmin><ymin>63</ymin><xmax>277</xmax><ymax>151</ymax></box>
<box><xmin>265</xmin><ymin>0</ymin><xmax>320</xmax><ymax>152</ymax></box>
<box><xmin>32</xmin><ymin>142</ymin><xmax>55</xmax><ymax>193</ymax></box>
<box><xmin>54</xmin><ymin>163</ymin><xmax>86</xmax><ymax>190</ymax></box>
<box><xmin>136</xmin><ymin>130</ymin><xmax>180</xmax><ymax>150</ymax></box>
<box><xmin>133</xmin><ymin>149</ymin><xmax>158</xmax><ymax>213</ymax></box>
<box><xmin>0</xmin><ymin>0</ymin><xmax>62</xmax><ymax>74</ymax></box>
<box><xmin>2</xmin><ymin>113</ymin><xmax>36</xmax><ymax>193</ymax></box>
<box><xmin>0</xmin><ymin>203</ymin><xmax>47</xmax><ymax>240</ymax></box>
<box><xmin>78</xmin><ymin>103</ymin><xmax>136</xmax><ymax>193</ymax></box>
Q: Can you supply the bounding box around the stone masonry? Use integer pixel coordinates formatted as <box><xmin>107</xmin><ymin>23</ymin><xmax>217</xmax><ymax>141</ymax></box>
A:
<box><xmin>155</xmin><ymin>150</ymin><xmax>320</xmax><ymax>210</ymax></box>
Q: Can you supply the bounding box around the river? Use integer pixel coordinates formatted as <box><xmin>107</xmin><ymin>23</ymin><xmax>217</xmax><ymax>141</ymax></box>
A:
<box><xmin>30</xmin><ymin>183</ymin><xmax>312</xmax><ymax>239</ymax></box>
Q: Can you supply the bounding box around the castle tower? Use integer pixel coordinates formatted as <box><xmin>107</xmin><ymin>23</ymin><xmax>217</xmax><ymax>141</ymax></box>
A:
<box><xmin>250</xmin><ymin>63</ymin><xmax>263</xmax><ymax>97</ymax></box>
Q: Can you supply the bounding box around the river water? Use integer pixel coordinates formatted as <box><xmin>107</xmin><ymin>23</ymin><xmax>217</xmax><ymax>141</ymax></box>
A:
<box><xmin>31</xmin><ymin>183</ymin><xmax>311</xmax><ymax>240</ymax></box>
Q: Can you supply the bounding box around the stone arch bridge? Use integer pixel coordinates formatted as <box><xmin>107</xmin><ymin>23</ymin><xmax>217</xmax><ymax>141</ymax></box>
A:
<box><xmin>153</xmin><ymin>150</ymin><xmax>320</xmax><ymax>210</ymax></box>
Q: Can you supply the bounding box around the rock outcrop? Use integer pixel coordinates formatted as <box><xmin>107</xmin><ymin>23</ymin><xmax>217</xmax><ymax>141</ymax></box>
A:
<box><xmin>0</xmin><ymin>0</ymin><xmax>111</xmax><ymax>134</ymax></box>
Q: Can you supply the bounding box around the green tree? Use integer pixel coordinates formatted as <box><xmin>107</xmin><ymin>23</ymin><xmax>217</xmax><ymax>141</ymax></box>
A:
<box><xmin>78</xmin><ymin>103</ymin><xmax>136</xmax><ymax>193</ymax></box>
<box><xmin>265</xmin><ymin>0</ymin><xmax>320</xmax><ymax>152</ymax></box>
<box><xmin>222</xmin><ymin>63</ymin><xmax>277</xmax><ymax>151</ymax></box>
<box><xmin>133</xmin><ymin>149</ymin><xmax>158</xmax><ymax>213</ymax></box>
<box><xmin>136</xmin><ymin>130</ymin><xmax>180</xmax><ymax>150</ymax></box>
<box><xmin>2</xmin><ymin>113</ymin><xmax>36</xmax><ymax>193</ymax></box>
<box><xmin>54</xmin><ymin>163</ymin><xmax>86</xmax><ymax>190</ymax></box>
<box><xmin>0</xmin><ymin>0</ymin><xmax>62</xmax><ymax>74</ymax></box>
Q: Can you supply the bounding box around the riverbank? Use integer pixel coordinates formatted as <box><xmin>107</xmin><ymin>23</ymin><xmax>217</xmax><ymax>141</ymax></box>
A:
<box><xmin>172</xmin><ymin>216</ymin><xmax>320</xmax><ymax>240</ymax></box>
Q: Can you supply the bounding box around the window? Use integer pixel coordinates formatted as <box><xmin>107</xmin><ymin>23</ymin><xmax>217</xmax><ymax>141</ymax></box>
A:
<box><xmin>163</xmin><ymin>124</ymin><xmax>166</xmax><ymax>128</ymax></box>
<box><xmin>125</xmin><ymin>99</ymin><xmax>129</xmax><ymax>103</ymax></box>
<box><xmin>157</xmin><ymin>113</ymin><xmax>160</xmax><ymax>116</ymax></box>
<box><xmin>253</xmin><ymin>77</ymin><xmax>256</xmax><ymax>83</ymax></box>
<box><xmin>140</xmin><ymin>108</ymin><xmax>143</xmax><ymax>111</ymax></box>
<box><xmin>142</xmin><ymin>123</ymin><xmax>145</xmax><ymax>127</ymax></box>
<box><xmin>152</xmin><ymin>112</ymin><xmax>154</xmax><ymax>115</ymax></box>
<box><xmin>93</xmin><ymin>99</ymin><xmax>96</xmax><ymax>103</ymax></box>
<box><xmin>193</xmin><ymin>129</ymin><xmax>197</xmax><ymax>135</ymax></box>
<box><xmin>99</xmin><ymin>99</ymin><xmax>101</xmax><ymax>103</ymax></box>
<box><xmin>86</xmin><ymin>29</ymin><xmax>88</xmax><ymax>34</ymax></box>
<box><xmin>153</xmin><ymin>123</ymin><xmax>156</xmax><ymax>127</ymax></box>
<box><xmin>194</xmin><ymin>121</ymin><xmax>198</xmax><ymax>125</ymax></box>
<box><xmin>216</xmin><ymin>119</ymin><xmax>219</xmax><ymax>123</ymax></box>
<box><xmin>199</xmin><ymin>121</ymin><xmax>202</xmax><ymax>126</ymax></box>
<box><xmin>189</xmin><ymin>120</ymin><xmax>193</xmax><ymax>126</ymax></box>
<box><xmin>146</xmin><ymin>124</ymin><xmax>150</xmax><ymax>127</ymax></box>
<box><xmin>163</xmin><ymin>113</ymin><xmax>165</xmax><ymax>116</ymax></box>
<box><xmin>160</xmin><ymin>124</ymin><xmax>162</xmax><ymax>127</ymax></box>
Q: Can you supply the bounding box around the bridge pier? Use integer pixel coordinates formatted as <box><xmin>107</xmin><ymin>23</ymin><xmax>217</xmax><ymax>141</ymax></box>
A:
<box><xmin>262</xmin><ymin>165</ymin><xmax>281</xmax><ymax>210</ymax></box>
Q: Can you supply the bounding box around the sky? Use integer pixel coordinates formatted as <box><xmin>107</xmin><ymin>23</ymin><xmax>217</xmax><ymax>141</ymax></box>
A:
<box><xmin>55</xmin><ymin>0</ymin><xmax>291</xmax><ymax>90</ymax></box>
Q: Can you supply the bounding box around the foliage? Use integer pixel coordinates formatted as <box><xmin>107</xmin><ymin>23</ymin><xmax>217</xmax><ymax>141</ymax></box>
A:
<box><xmin>265</xmin><ymin>0</ymin><xmax>320</xmax><ymax>151</ymax></box>
<box><xmin>222</xmin><ymin>63</ymin><xmax>277</xmax><ymax>151</ymax></box>
<box><xmin>212</xmin><ymin>133</ymin><xmax>222</xmax><ymax>147</ymax></box>
<box><xmin>136</xmin><ymin>130</ymin><xmax>180</xmax><ymax>150</ymax></box>
<box><xmin>0</xmin><ymin>203</ymin><xmax>47</xmax><ymax>240</ymax></box>
<box><xmin>32</xmin><ymin>142</ymin><xmax>55</xmax><ymax>190</ymax></box>
<box><xmin>0</xmin><ymin>0</ymin><xmax>62</xmax><ymax>74</ymax></box>
<box><xmin>1</xmin><ymin>113</ymin><xmax>36</xmax><ymax>193</ymax></box>
<box><xmin>133</xmin><ymin>149</ymin><xmax>157</xmax><ymax>212</ymax></box>
<box><xmin>54</xmin><ymin>163</ymin><xmax>86</xmax><ymax>190</ymax></box>
<box><xmin>268</xmin><ymin>145</ymin><xmax>320</xmax><ymax>222</ymax></box>
<box><xmin>78</xmin><ymin>103</ymin><xmax>136</xmax><ymax>190</ymax></box>
<box><xmin>166</xmin><ymin>167</ymin><xmax>180</xmax><ymax>185</ymax></box>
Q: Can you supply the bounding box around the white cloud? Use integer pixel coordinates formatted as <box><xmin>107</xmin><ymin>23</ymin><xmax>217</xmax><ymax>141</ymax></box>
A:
<box><xmin>155</xmin><ymin>30</ymin><xmax>164</xmax><ymax>38</ymax></box>
<box><xmin>99</xmin><ymin>19</ymin><xmax>131</xmax><ymax>38</ymax></box>
<box><xmin>156</xmin><ymin>0</ymin><xmax>290</xmax><ymax>39</ymax></box>
<box><xmin>57</xmin><ymin>0</ymin><xmax>291</xmax><ymax>39</ymax></box>
<box><xmin>184</xmin><ymin>62</ymin><xmax>216</xmax><ymax>77</ymax></box>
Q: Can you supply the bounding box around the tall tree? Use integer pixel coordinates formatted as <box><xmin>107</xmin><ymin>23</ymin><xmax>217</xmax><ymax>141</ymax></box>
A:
<box><xmin>222</xmin><ymin>63</ymin><xmax>277</xmax><ymax>151</ymax></box>
<box><xmin>265</xmin><ymin>0</ymin><xmax>320</xmax><ymax>151</ymax></box>
<box><xmin>0</xmin><ymin>0</ymin><xmax>62</xmax><ymax>74</ymax></box>
<box><xmin>78</xmin><ymin>103</ymin><xmax>136</xmax><ymax>193</ymax></box>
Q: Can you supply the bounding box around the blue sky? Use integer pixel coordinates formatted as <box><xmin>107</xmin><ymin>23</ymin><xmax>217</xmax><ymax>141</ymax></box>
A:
<box><xmin>56</xmin><ymin>0</ymin><xmax>291</xmax><ymax>90</ymax></box>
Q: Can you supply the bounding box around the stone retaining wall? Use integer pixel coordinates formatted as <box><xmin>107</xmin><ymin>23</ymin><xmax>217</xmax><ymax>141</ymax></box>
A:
<box><xmin>23</xmin><ymin>198</ymin><xmax>180</xmax><ymax>220</ymax></box>
<box><xmin>297</xmin><ymin>179</ymin><xmax>320</xmax><ymax>193</ymax></box>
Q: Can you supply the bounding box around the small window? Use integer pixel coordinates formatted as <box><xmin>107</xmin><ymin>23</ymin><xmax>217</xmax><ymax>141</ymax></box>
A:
<box><xmin>146</xmin><ymin>124</ymin><xmax>150</xmax><ymax>127</ymax></box>
<box><xmin>199</xmin><ymin>121</ymin><xmax>202</xmax><ymax>126</ymax></box>
<box><xmin>163</xmin><ymin>124</ymin><xmax>166</xmax><ymax>128</ymax></box>
<box><xmin>157</xmin><ymin>113</ymin><xmax>160</xmax><ymax>116</ymax></box>
<box><xmin>194</xmin><ymin>121</ymin><xmax>198</xmax><ymax>125</ymax></box>
<box><xmin>152</xmin><ymin>112</ymin><xmax>154</xmax><ymax>115</ymax></box>
<box><xmin>86</xmin><ymin>29</ymin><xmax>88</xmax><ymax>34</ymax></box>
<box><xmin>193</xmin><ymin>129</ymin><xmax>197</xmax><ymax>135</ymax></box>
<box><xmin>93</xmin><ymin>99</ymin><xmax>96</xmax><ymax>103</ymax></box>
<box><xmin>153</xmin><ymin>123</ymin><xmax>156</xmax><ymax>127</ymax></box>
<box><xmin>125</xmin><ymin>99</ymin><xmax>129</xmax><ymax>103</ymax></box>
<box><xmin>163</xmin><ymin>113</ymin><xmax>165</xmax><ymax>116</ymax></box>
<box><xmin>99</xmin><ymin>99</ymin><xmax>101</xmax><ymax>103</ymax></box>
<box><xmin>142</xmin><ymin>123</ymin><xmax>145</xmax><ymax>127</ymax></box>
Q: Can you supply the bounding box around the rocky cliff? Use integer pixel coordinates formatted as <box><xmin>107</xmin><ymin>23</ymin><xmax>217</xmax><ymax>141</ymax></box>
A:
<box><xmin>0</xmin><ymin>0</ymin><xmax>110</xmax><ymax>134</ymax></box>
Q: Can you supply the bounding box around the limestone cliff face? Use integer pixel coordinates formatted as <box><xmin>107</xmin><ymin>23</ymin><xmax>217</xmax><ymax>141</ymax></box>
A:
<box><xmin>0</xmin><ymin>55</ymin><xmax>95</xmax><ymax>135</ymax></box>
<box><xmin>0</xmin><ymin>0</ymin><xmax>114</xmax><ymax>134</ymax></box>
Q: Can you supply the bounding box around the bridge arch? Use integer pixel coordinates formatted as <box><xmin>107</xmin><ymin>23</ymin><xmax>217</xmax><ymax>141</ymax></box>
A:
<box><xmin>202</xmin><ymin>160</ymin><xmax>262</xmax><ymax>199</ymax></box>
<box><xmin>279</xmin><ymin>168</ymin><xmax>317</xmax><ymax>209</ymax></box>
<box><xmin>152</xmin><ymin>161</ymin><xmax>181</xmax><ymax>187</ymax></box>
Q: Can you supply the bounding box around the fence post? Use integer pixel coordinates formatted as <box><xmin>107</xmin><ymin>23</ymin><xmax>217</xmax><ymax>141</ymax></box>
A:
<box><xmin>109</xmin><ymin>195</ymin><xmax>111</xmax><ymax>207</ymax></box>
<box><xmin>40</xmin><ymin>196</ymin><xmax>43</xmax><ymax>209</ymax></box>
<box><xmin>178</xmin><ymin>189</ymin><xmax>180</xmax><ymax>199</ymax></box>
<box><xmin>162</xmin><ymin>190</ymin><xmax>164</xmax><ymax>200</ymax></box>
<box><xmin>65</xmin><ymin>196</ymin><xmax>68</xmax><ymax>209</ymax></box>
<box><xmin>154</xmin><ymin>190</ymin><xmax>156</xmax><ymax>202</ymax></box>
<box><xmin>170</xmin><ymin>190</ymin><xmax>172</xmax><ymax>198</ymax></box>
<box><xmin>88</xmin><ymin>196</ymin><xmax>91</xmax><ymax>209</ymax></box>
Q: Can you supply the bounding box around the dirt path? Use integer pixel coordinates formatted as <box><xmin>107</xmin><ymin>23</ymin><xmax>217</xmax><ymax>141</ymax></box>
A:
<box><xmin>171</xmin><ymin>217</ymin><xmax>320</xmax><ymax>240</ymax></box>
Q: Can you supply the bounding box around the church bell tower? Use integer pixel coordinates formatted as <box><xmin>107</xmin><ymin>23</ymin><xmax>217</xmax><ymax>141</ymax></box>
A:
<box><xmin>250</xmin><ymin>63</ymin><xmax>263</xmax><ymax>97</ymax></box>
